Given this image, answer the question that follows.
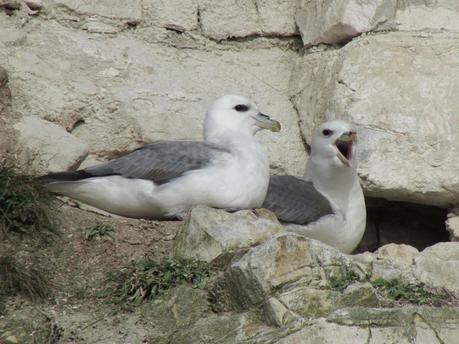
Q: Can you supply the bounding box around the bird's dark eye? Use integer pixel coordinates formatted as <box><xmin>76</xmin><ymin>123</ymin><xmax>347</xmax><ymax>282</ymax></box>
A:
<box><xmin>234</xmin><ymin>104</ymin><xmax>249</xmax><ymax>112</ymax></box>
<box><xmin>322</xmin><ymin>129</ymin><xmax>333</xmax><ymax>136</ymax></box>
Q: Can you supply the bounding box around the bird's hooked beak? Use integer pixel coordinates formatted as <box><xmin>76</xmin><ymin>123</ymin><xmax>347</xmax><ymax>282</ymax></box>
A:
<box><xmin>335</xmin><ymin>131</ymin><xmax>357</xmax><ymax>167</ymax></box>
<box><xmin>253</xmin><ymin>113</ymin><xmax>281</xmax><ymax>132</ymax></box>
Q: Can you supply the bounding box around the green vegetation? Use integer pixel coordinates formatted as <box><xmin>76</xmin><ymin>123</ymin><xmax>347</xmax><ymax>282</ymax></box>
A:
<box><xmin>84</xmin><ymin>224</ymin><xmax>114</xmax><ymax>241</ymax></box>
<box><xmin>328</xmin><ymin>269</ymin><xmax>364</xmax><ymax>292</ymax></box>
<box><xmin>328</xmin><ymin>268</ymin><xmax>451</xmax><ymax>306</ymax></box>
<box><xmin>371</xmin><ymin>278</ymin><xmax>449</xmax><ymax>306</ymax></box>
<box><xmin>0</xmin><ymin>255</ymin><xmax>50</xmax><ymax>313</ymax></box>
<box><xmin>102</xmin><ymin>256</ymin><xmax>212</xmax><ymax>306</ymax></box>
<box><xmin>0</xmin><ymin>161</ymin><xmax>56</xmax><ymax>235</ymax></box>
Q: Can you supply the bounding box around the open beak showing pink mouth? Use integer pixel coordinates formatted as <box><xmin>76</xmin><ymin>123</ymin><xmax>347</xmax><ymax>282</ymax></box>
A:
<box><xmin>335</xmin><ymin>131</ymin><xmax>357</xmax><ymax>167</ymax></box>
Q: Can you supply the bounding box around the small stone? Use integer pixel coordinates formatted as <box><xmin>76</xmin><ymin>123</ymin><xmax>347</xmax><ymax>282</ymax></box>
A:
<box><xmin>4</xmin><ymin>335</ymin><xmax>19</xmax><ymax>344</ymax></box>
<box><xmin>446</xmin><ymin>209</ymin><xmax>459</xmax><ymax>242</ymax></box>
<box><xmin>0</xmin><ymin>0</ymin><xmax>21</xmax><ymax>10</ymax></box>
<box><xmin>351</xmin><ymin>251</ymin><xmax>374</xmax><ymax>273</ymax></box>
<box><xmin>263</xmin><ymin>297</ymin><xmax>291</xmax><ymax>327</ymax></box>
<box><xmin>341</xmin><ymin>282</ymin><xmax>380</xmax><ymax>307</ymax></box>
<box><xmin>24</xmin><ymin>0</ymin><xmax>42</xmax><ymax>11</ymax></box>
<box><xmin>375</xmin><ymin>244</ymin><xmax>419</xmax><ymax>266</ymax></box>
<box><xmin>414</xmin><ymin>242</ymin><xmax>459</xmax><ymax>293</ymax></box>
<box><xmin>175</xmin><ymin>206</ymin><xmax>283</xmax><ymax>263</ymax></box>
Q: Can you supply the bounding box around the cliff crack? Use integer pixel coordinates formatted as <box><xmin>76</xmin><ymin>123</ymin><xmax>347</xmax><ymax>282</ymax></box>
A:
<box><xmin>289</xmin><ymin>95</ymin><xmax>311</xmax><ymax>155</ymax></box>
<box><xmin>414</xmin><ymin>312</ymin><xmax>446</xmax><ymax>344</ymax></box>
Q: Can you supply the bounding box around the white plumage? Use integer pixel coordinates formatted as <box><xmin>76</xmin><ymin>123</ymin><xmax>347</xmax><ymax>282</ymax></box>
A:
<box><xmin>263</xmin><ymin>120</ymin><xmax>366</xmax><ymax>253</ymax></box>
<box><xmin>44</xmin><ymin>95</ymin><xmax>281</xmax><ymax>219</ymax></box>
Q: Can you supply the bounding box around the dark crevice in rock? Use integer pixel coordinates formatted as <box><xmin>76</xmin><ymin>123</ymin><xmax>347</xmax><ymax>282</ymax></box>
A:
<box><xmin>414</xmin><ymin>312</ymin><xmax>446</xmax><ymax>344</ymax></box>
<box><xmin>365</xmin><ymin>325</ymin><xmax>372</xmax><ymax>344</ymax></box>
<box><xmin>355</xmin><ymin>198</ymin><xmax>449</xmax><ymax>253</ymax></box>
<box><xmin>289</xmin><ymin>97</ymin><xmax>311</xmax><ymax>155</ymax></box>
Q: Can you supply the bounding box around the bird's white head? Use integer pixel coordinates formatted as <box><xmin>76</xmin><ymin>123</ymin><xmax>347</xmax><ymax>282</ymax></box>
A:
<box><xmin>204</xmin><ymin>95</ymin><xmax>281</xmax><ymax>140</ymax></box>
<box><xmin>309</xmin><ymin>120</ymin><xmax>358</xmax><ymax>171</ymax></box>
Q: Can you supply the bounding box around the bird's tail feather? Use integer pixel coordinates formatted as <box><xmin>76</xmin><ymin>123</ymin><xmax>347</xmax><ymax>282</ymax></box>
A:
<box><xmin>39</xmin><ymin>171</ymin><xmax>92</xmax><ymax>183</ymax></box>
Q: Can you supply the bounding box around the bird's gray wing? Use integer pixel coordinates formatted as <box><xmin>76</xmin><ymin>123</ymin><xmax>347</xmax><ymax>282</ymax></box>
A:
<box><xmin>45</xmin><ymin>141</ymin><xmax>230</xmax><ymax>186</ymax></box>
<box><xmin>262</xmin><ymin>175</ymin><xmax>334</xmax><ymax>225</ymax></box>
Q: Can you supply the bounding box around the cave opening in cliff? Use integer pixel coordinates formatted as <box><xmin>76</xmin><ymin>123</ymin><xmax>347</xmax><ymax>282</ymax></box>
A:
<box><xmin>354</xmin><ymin>197</ymin><xmax>449</xmax><ymax>253</ymax></box>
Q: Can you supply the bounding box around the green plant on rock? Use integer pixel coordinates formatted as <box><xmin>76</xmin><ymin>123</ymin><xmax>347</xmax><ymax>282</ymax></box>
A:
<box><xmin>371</xmin><ymin>278</ymin><xmax>449</xmax><ymax>306</ymax></box>
<box><xmin>102</xmin><ymin>255</ymin><xmax>213</xmax><ymax>306</ymax></box>
<box><xmin>328</xmin><ymin>268</ymin><xmax>365</xmax><ymax>292</ymax></box>
<box><xmin>84</xmin><ymin>223</ymin><xmax>114</xmax><ymax>241</ymax></box>
<box><xmin>0</xmin><ymin>161</ymin><xmax>56</xmax><ymax>235</ymax></box>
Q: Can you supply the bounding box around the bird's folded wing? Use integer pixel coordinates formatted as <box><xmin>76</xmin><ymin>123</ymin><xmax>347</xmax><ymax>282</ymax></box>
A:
<box><xmin>45</xmin><ymin>141</ymin><xmax>230</xmax><ymax>185</ymax></box>
<box><xmin>262</xmin><ymin>175</ymin><xmax>334</xmax><ymax>225</ymax></box>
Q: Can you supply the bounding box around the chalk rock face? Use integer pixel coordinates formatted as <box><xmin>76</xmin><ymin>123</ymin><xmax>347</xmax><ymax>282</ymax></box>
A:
<box><xmin>198</xmin><ymin>0</ymin><xmax>297</xmax><ymax>40</ymax></box>
<box><xmin>446</xmin><ymin>208</ymin><xmax>459</xmax><ymax>242</ymax></box>
<box><xmin>291</xmin><ymin>31</ymin><xmax>459</xmax><ymax>207</ymax></box>
<box><xmin>143</xmin><ymin>0</ymin><xmax>198</xmax><ymax>32</ymax></box>
<box><xmin>295</xmin><ymin>0</ymin><xmax>397</xmax><ymax>47</ymax></box>
<box><xmin>396</xmin><ymin>0</ymin><xmax>459</xmax><ymax>32</ymax></box>
<box><xmin>49</xmin><ymin>0</ymin><xmax>143</xmax><ymax>22</ymax></box>
<box><xmin>175</xmin><ymin>206</ymin><xmax>283</xmax><ymax>263</ymax></box>
<box><xmin>414</xmin><ymin>242</ymin><xmax>459</xmax><ymax>293</ymax></box>
<box><xmin>13</xmin><ymin>116</ymin><xmax>88</xmax><ymax>172</ymax></box>
<box><xmin>219</xmin><ymin>233</ymin><xmax>363</xmax><ymax>310</ymax></box>
<box><xmin>0</xmin><ymin>20</ymin><xmax>305</xmax><ymax>175</ymax></box>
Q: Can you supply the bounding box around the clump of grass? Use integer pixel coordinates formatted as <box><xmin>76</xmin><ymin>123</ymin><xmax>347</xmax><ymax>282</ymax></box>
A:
<box><xmin>0</xmin><ymin>255</ymin><xmax>50</xmax><ymax>301</ymax></box>
<box><xmin>102</xmin><ymin>256</ymin><xmax>212</xmax><ymax>306</ymax></box>
<box><xmin>328</xmin><ymin>267</ymin><xmax>451</xmax><ymax>306</ymax></box>
<box><xmin>0</xmin><ymin>161</ymin><xmax>56</xmax><ymax>235</ymax></box>
<box><xmin>84</xmin><ymin>224</ymin><xmax>114</xmax><ymax>241</ymax></box>
<box><xmin>328</xmin><ymin>268</ymin><xmax>365</xmax><ymax>292</ymax></box>
<box><xmin>371</xmin><ymin>278</ymin><xmax>450</xmax><ymax>306</ymax></box>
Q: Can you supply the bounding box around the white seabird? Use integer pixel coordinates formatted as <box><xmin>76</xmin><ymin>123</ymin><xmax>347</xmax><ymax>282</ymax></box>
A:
<box><xmin>262</xmin><ymin>120</ymin><xmax>366</xmax><ymax>254</ymax></box>
<box><xmin>44</xmin><ymin>95</ymin><xmax>281</xmax><ymax>219</ymax></box>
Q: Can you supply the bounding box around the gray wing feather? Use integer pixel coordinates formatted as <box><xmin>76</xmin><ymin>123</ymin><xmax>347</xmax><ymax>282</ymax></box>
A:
<box><xmin>262</xmin><ymin>175</ymin><xmax>334</xmax><ymax>225</ymax></box>
<box><xmin>72</xmin><ymin>141</ymin><xmax>229</xmax><ymax>185</ymax></box>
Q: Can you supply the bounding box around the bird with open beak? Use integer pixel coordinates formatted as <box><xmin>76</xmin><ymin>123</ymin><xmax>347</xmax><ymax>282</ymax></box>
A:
<box><xmin>263</xmin><ymin>120</ymin><xmax>366</xmax><ymax>254</ymax></box>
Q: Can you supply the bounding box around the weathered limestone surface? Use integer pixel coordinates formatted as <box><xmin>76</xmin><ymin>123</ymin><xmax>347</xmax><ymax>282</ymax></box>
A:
<box><xmin>199</xmin><ymin>0</ymin><xmax>297</xmax><ymax>40</ymax></box>
<box><xmin>175</xmin><ymin>206</ymin><xmax>283</xmax><ymax>263</ymax></box>
<box><xmin>46</xmin><ymin>0</ymin><xmax>143</xmax><ymax>22</ymax></box>
<box><xmin>296</xmin><ymin>0</ymin><xmax>396</xmax><ymax>47</ymax></box>
<box><xmin>414</xmin><ymin>242</ymin><xmax>459</xmax><ymax>293</ymax></box>
<box><xmin>1</xmin><ymin>1</ymin><xmax>459</xmax><ymax>343</ymax></box>
<box><xmin>0</xmin><ymin>15</ymin><xmax>305</xmax><ymax>174</ymax></box>
<box><xmin>291</xmin><ymin>31</ymin><xmax>459</xmax><ymax>207</ymax></box>
<box><xmin>396</xmin><ymin>0</ymin><xmax>459</xmax><ymax>32</ymax></box>
<box><xmin>220</xmin><ymin>233</ymin><xmax>362</xmax><ymax>310</ymax></box>
<box><xmin>446</xmin><ymin>208</ymin><xmax>459</xmax><ymax>241</ymax></box>
<box><xmin>13</xmin><ymin>116</ymin><xmax>88</xmax><ymax>171</ymax></box>
<box><xmin>143</xmin><ymin>0</ymin><xmax>198</xmax><ymax>32</ymax></box>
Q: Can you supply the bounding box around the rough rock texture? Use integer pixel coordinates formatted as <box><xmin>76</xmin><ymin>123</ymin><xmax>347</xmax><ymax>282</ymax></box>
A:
<box><xmin>291</xmin><ymin>31</ymin><xmax>459</xmax><ymax>207</ymax></box>
<box><xmin>13</xmin><ymin>116</ymin><xmax>88</xmax><ymax>171</ymax></box>
<box><xmin>0</xmin><ymin>11</ymin><xmax>305</xmax><ymax>174</ymax></box>
<box><xmin>446</xmin><ymin>208</ymin><xmax>459</xmax><ymax>241</ymax></box>
<box><xmin>199</xmin><ymin>0</ymin><xmax>297</xmax><ymax>40</ymax></box>
<box><xmin>175</xmin><ymin>206</ymin><xmax>282</xmax><ymax>263</ymax></box>
<box><xmin>2</xmin><ymin>0</ymin><xmax>459</xmax><ymax>343</ymax></box>
<box><xmin>48</xmin><ymin>0</ymin><xmax>143</xmax><ymax>22</ymax></box>
<box><xmin>396</xmin><ymin>0</ymin><xmax>459</xmax><ymax>32</ymax></box>
<box><xmin>296</xmin><ymin>0</ymin><xmax>397</xmax><ymax>47</ymax></box>
<box><xmin>414</xmin><ymin>243</ymin><xmax>459</xmax><ymax>293</ymax></box>
<box><xmin>143</xmin><ymin>0</ymin><xmax>197</xmax><ymax>32</ymax></box>
<box><xmin>218</xmin><ymin>233</ymin><xmax>363</xmax><ymax>311</ymax></box>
